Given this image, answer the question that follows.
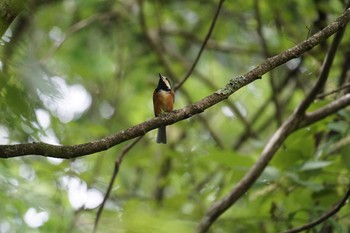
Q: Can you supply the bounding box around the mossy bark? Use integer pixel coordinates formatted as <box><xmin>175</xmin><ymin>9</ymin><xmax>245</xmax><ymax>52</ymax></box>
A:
<box><xmin>0</xmin><ymin>0</ymin><xmax>26</xmax><ymax>37</ymax></box>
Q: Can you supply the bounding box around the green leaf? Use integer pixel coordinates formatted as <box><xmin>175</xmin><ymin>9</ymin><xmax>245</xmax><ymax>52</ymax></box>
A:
<box><xmin>341</xmin><ymin>144</ymin><xmax>350</xmax><ymax>170</ymax></box>
<box><xmin>285</xmin><ymin>172</ymin><xmax>324</xmax><ymax>191</ymax></box>
<box><xmin>299</xmin><ymin>161</ymin><xmax>333</xmax><ymax>171</ymax></box>
<box><xmin>207</xmin><ymin>148</ymin><xmax>254</xmax><ymax>168</ymax></box>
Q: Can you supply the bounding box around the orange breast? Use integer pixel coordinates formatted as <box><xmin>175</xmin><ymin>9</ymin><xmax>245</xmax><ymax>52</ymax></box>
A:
<box><xmin>153</xmin><ymin>90</ymin><xmax>174</xmax><ymax>116</ymax></box>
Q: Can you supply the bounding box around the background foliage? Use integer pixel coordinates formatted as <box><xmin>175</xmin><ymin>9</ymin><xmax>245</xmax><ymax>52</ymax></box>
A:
<box><xmin>0</xmin><ymin>0</ymin><xmax>349</xmax><ymax>232</ymax></box>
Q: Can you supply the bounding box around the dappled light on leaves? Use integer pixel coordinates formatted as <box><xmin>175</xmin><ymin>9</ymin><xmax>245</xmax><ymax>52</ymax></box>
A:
<box><xmin>61</xmin><ymin>176</ymin><xmax>104</xmax><ymax>210</ymax></box>
<box><xmin>35</xmin><ymin>109</ymin><xmax>51</xmax><ymax>129</ymax></box>
<box><xmin>0</xmin><ymin>125</ymin><xmax>9</xmax><ymax>144</ymax></box>
<box><xmin>221</xmin><ymin>106</ymin><xmax>235</xmax><ymax>118</ymax></box>
<box><xmin>0</xmin><ymin>1</ymin><xmax>349</xmax><ymax>233</ymax></box>
<box><xmin>24</xmin><ymin>208</ymin><xmax>49</xmax><ymax>228</ymax></box>
<box><xmin>99</xmin><ymin>101</ymin><xmax>115</xmax><ymax>119</ymax></box>
<box><xmin>37</xmin><ymin>76</ymin><xmax>92</xmax><ymax>123</ymax></box>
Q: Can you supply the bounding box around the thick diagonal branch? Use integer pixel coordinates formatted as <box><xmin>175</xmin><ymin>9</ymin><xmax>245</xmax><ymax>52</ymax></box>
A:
<box><xmin>196</xmin><ymin>8</ymin><xmax>348</xmax><ymax>232</ymax></box>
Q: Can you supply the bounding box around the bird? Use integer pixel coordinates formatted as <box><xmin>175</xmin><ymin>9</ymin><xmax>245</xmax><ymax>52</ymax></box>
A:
<box><xmin>153</xmin><ymin>73</ymin><xmax>175</xmax><ymax>144</ymax></box>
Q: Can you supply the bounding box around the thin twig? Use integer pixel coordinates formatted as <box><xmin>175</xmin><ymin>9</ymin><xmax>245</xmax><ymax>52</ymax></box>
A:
<box><xmin>160</xmin><ymin>28</ymin><xmax>259</xmax><ymax>54</ymax></box>
<box><xmin>280</xmin><ymin>185</ymin><xmax>350</xmax><ymax>233</ymax></box>
<box><xmin>139</xmin><ymin>0</ymin><xmax>225</xmax><ymax>148</ymax></box>
<box><xmin>180</xmin><ymin>87</ymin><xmax>225</xmax><ymax>148</ymax></box>
<box><xmin>93</xmin><ymin>136</ymin><xmax>143</xmax><ymax>233</ymax></box>
<box><xmin>174</xmin><ymin>0</ymin><xmax>225</xmax><ymax>91</ymax></box>
<box><xmin>316</xmin><ymin>82</ymin><xmax>350</xmax><ymax>99</ymax></box>
<box><xmin>254</xmin><ymin>0</ymin><xmax>282</xmax><ymax>125</ymax></box>
<box><xmin>41</xmin><ymin>12</ymin><xmax>119</xmax><ymax>63</ymax></box>
<box><xmin>154</xmin><ymin>156</ymin><xmax>172</xmax><ymax>202</ymax></box>
<box><xmin>138</xmin><ymin>0</ymin><xmax>177</xmax><ymax>81</ymax></box>
<box><xmin>160</xmin><ymin>42</ymin><xmax>257</xmax><ymax>142</ymax></box>
<box><xmin>327</xmin><ymin>135</ymin><xmax>350</xmax><ymax>154</ymax></box>
<box><xmin>233</xmin><ymin>62</ymin><xmax>300</xmax><ymax>150</ymax></box>
<box><xmin>295</xmin><ymin>20</ymin><xmax>347</xmax><ymax>115</ymax></box>
<box><xmin>299</xmin><ymin>93</ymin><xmax>350</xmax><ymax>128</ymax></box>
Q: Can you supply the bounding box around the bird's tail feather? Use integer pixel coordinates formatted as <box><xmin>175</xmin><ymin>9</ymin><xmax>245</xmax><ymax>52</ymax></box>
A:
<box><xmin>156</xmin><ymin>126</ymin><xmax>167</xmax><ymax>144</ymax></box>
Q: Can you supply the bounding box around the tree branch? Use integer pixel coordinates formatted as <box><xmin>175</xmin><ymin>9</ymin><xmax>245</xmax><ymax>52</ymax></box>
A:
<box><xmin>233</xmin><ymin>64</ymin><xmax>300</xmax><ymax>150</ymax></box>
<box><xmin>0</xmin><ymin>0</ymin><xmax>25</xmax><ymax>37</ymax></box>
<box><xmin>197</xmin><ymin>9</ymin><xmax>349</xmax><ymax>232</ymax></box>
<box><xmin>0</xmin><ymin>0</ymin><xmax>61</xmax><ymax>38</ymax></box>
<box><xmin>299</xmin><ymin>93</ymin><xmax>350</xmax><ymax>128</ymax></box>
<box><xmin>254</xmin><ymin>0</ymin><xmax>283</xmax><ymax>125</ymax></box>
<box><xmin>139</xmin><ymin>0</ymin><xmax>226</xmax><ymax>147</ymax></box>
<box><xmin>280</xmin><ymin>185</ymin><xmax>350</xmax><ymax>233</ymax></box>
<box><xmin>0</xmin><ymin>8</ymin><xmax>349</xmax><ymax>159</ymax></box>
<box><xmin>42</xmin><ymin>12</ymin><xmax>120</xmax><ymax>63</ymax></box>
<box><xmin>161</xmin><ymin>28</ymin><xmax>258</xmax><ymax>54</ymax></box>
<box><xmin>316</xmin><ymin>82</ymin><xmax>350</xmax><ymax>99</ymax></box>
<box><xmin>93</xmin><ymin>136</ymin><xmax>143</xmax><ymax>233</ymax></box>
<box><xmin>174</xmin><ymin>0</ymin><xmax>225</xmax><ymax>90</ymax></box>
<box><xmin>295</xmin><ymin>14</ymin><xmax>347</xmax><ymax>115</ymax></box>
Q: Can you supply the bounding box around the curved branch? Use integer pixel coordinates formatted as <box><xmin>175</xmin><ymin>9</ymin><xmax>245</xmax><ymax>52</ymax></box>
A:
<box><xmin>161</xmin><ymin>28</ymin><xmax>258</xmax><ymax>54</ymax></box>
<box><xmin>197</xmin><ymin>9</ymin><xmax>349</xmax><ymax>232</ymax></box>
<box><xmin>299</xmin><ymin>93</ymin><xmax>350</xmax><ymax>128</ymax></box>
<box><xmin>42</xmin><ymin>12</ymin><xmax>119</xmax><ymax>63</ymax></box>
<box><xmin>316</xmin><ymin>82</ymin><xmax>350</xmax><ymax>99</ymax></box>
<box><xmin>233</xmin><ymin>64</ymin><xmax>300</xmax><ymax>150</ymax></box>
<box><xmin>295</xmin><ymin>15</ymin><xmax>347</xmax><ymax>115</ymax></box>
<box><xmin>0</xmin><ymin>0</ymin><xmax>25</xmax><ymax>37</ymax></box>
<box><xmin>93</xmin><ymin>136</ymin><xmax>143</xmax><ymax>233</ymax></box>
<box><xmin>174</xmin><ymin>0</ymin><xmax>225</xmax><ymax>91</ymax></box>
<box><xmin>0</xmin><ymin>8</ymin><xmax>349</xmax><ymax>159</ymax></box>
<box><xmin>280</xmin><ymin>185</ymin><xmax>350</xmax><ymax>233</ymax></box>
<box><xmin>0</xmin><ymin>0</ymin><xmax>61</xmax><ymax>38</ymax></box>
<box><xmin>254</xmin><ymin>0</ymin><xmax>283</xmax><ymax>125</ymax></box>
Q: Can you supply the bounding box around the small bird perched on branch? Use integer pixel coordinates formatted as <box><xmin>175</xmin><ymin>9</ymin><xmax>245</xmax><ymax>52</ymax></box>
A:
<box><xmin>153</xmin><ymin>73</ymin><xmax>175</xmax><ymax>144</ymax></box>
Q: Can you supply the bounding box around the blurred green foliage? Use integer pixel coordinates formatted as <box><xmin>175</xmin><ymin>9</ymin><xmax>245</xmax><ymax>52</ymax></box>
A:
<box><xmin>0</xmin><ymin>0</ymin><xmax>350</xmax><ymax>232</ymax></box>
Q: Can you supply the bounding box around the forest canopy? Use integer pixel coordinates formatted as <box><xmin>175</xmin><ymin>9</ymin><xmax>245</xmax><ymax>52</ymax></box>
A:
<box><xmin>0</xmin><ymin>0</ymin><xmax>350</xmax><ymax>233</ymax></box>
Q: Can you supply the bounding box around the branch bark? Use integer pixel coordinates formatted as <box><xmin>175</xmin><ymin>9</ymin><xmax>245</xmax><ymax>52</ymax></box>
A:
<box><xmin>196</xmin><ymin>8</ymin><xmax>348</xmax><ymax>232</ymax></box>
<box><xmin>93</xmin><ymin>136</ymin><xmax>143</xmax><ymax>233</ymax></box>
<box><xmin>0</xmin><ymin>0</ymin><xmax>60</xmax><ymax>38</ymax></box>
<box><xmin>174</xmin><ymin>0</ymin><xmax>225</xmax><ymax>90</ymax></box>
<box><xmin>0</xmin><ymin>0</ymin><xmax>25</xmax><ymax>37</ymax></box>
<box><xmin>280</xmin><ymin>185</ymin><xmax>350</xmax><ymax>233</ymax></box>
<box><xmin>300</xmin><ymin>93</ymin><xmax>350</xmax><ymax>128</ymax></box>
<box><xmin>0</xmin><ymin>8</ymin><xmax>349</xmax><ymax>159</ymax></box>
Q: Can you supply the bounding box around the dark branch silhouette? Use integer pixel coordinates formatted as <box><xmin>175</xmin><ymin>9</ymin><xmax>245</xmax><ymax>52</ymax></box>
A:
<box><xmin>93</xmin><ymin>136</ymin><xmax>143</xmax><ymax>233</ymax></box>
<box><xmin>316</xmin><ymin>82</ymin><xmax>350</xmax><ymax>99</ymax></box>
<box><xmin>280</xmin><ymin>186</ymin><xmax>350</xmax><ymax>233</ymax></box>
<box><xmin>92</xmin><ymin>1</ymin><xmax>228</xmax><ymax>229</ymax></box>
<box><xmin>197</xmin><ymin>11</ymin><xmax>349</xmax><ymax>232</ymax></box>
<box><xmin>174</xmin><ymin>0</ymin><xmax>225</xmax><ymax>91</ymax></box>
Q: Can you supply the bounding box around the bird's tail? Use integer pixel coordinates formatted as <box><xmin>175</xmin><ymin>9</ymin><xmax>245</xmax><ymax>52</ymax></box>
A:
<box><xmin>156</xmin><ymin>126</ymin><xmax>167</xmax><ymax>144</ymax></box>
